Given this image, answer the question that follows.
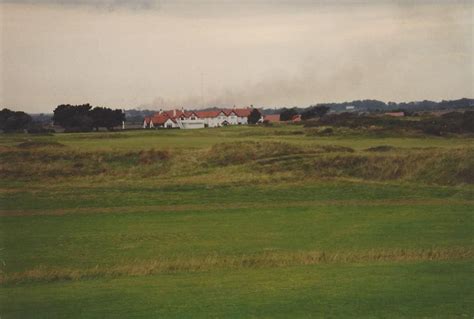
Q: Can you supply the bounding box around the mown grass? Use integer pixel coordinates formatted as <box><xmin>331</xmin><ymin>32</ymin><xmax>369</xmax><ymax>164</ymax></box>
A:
<box><xmin>0</xmin><ymin>126</ymin><xmax>473</xmax><ymax>317</ymax></box>
<box><xmin>2</xmin><ymin>262</ymin><xmax>473</xmax><ymax>318</ymax></box>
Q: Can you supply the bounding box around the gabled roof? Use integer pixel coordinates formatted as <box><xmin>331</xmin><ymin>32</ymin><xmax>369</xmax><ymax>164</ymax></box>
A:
<box><xmin>264</xmin><ymin>114</ymin><xmax>280</xmax><ymax>122</ymax></box>
<box><xmin>195</xmin><ymin>110</ymin><xmax>221</xmax><ymax>118</ymax></box>
<box><xmin>185</xmin><ymin>111</ymin><xmax>199</xmax><ymax>118</ymax></box>
<box><xmin>150</xmin><ymin>113</ymin><xmax>175</xmax><ymax>125</ymax></box>
<box><xmin>148</xmin><ymin>107</ymin><xmax>254</xmax><ymax>121</ymax></box>
<box><xmin>163</xmin><ymin>110</ymin><xmax>186</xmax><ymax>118</ymax></box>
<box><xmin>232</xmin><ymin>108</ymin><xmax>252</xmax><ymax>117</ymax></box>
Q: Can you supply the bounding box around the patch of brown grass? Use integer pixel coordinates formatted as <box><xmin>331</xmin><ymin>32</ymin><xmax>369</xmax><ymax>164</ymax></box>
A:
<box><xmin>138</xmin><ymin>149</ymin><xmax>171</xmax><ymax>165</ymax></box>
<box><xmin>17</xmin><ymin>141</ymin><xmax>65</xmax><ymax>149</ymax></box>
<box><xmin>1</xmin><ymin>247</ymin><xmax>471</xmax><ymax>284</ymax></box>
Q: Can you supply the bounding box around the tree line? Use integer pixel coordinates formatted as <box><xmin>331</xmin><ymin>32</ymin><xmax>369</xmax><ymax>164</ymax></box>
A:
<box><xmin>0</xmin><ymin>109</ymin><xmax>32</xmax><ymax>133</ymax></box>
<box><xmin>278</xmin><ymin>105</ymin><xmax>330</xmax><ymax>121</ymax></box>
<box><xmin>53</xmin><ymin>104</ymin><xmax>125</xmax><ymax>132</ymax></box>
<box><xmin>1</xmin><ymin>104</ymin><xmax>125</xmax><ymax>133</ymax></box>
<box><xmin>274</xmin><ymin>98</ymin><xmax>473</xmax><ymax>122</ymax></box>
<box><xmin>310</xmin><ymin>98</ymin><xmax>473</xmax><ymax>113</ymax></box>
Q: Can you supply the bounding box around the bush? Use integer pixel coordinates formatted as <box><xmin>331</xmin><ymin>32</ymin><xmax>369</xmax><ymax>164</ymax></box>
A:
<box><xmin>26</xmin><ymin>125</ymin><xmax>55</xmax><ymax>134</ymax></box>
<box><xmin>365</xmin><ymin>145</ymin><xmax>397</xmax><ymax>152</ymax></box>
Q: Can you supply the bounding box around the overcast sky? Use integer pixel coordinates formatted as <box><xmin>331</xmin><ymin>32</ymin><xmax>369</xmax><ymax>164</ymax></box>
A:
<box><xmin>1</xmin><ymin>0</ymin><xmax>473</xmax><ymax>112</ymax></box>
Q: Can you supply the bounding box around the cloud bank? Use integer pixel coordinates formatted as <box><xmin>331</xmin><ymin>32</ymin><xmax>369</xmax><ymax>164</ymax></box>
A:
<box><xmin>1</xmin><ymin>1</ymin><xmax>472</xmax><ymax>112</ymax></box>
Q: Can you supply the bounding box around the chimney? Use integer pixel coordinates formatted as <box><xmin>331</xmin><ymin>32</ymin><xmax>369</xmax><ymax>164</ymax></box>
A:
<box><xmin>173</xmin><ymin>109</ymin><xmax>176</xmax><ymax>117</ymax></box>
<box><xmin>159</xmin><ymin>109</ymin><xmax>163</xmax><ymax>115</ymax></box>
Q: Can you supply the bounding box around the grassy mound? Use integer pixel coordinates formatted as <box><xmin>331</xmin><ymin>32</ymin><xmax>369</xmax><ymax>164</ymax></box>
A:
<box><xmin>206</xmin><ymin>141</ymin><xmax>353</xmax><ymax>166</ymax></box>
<box><xmin>257</xmin><ymin>148</ymin><xmax>474</xmax><ymax>185</ymax></box>
<box><xmin>0</xmin><ymin>148</ymin><xmax>172</xmax><ymax>179</ymax></box>
<box><xmin>2</xmin><ymin>135</ymin><xmax>472</xmax><ymax>185</ymax></box>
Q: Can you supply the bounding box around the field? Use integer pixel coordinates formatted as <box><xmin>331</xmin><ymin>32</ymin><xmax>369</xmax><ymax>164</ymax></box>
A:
<box><xmin>0</xmin><ymin>125</ymin><xmax>473</xmax><ymax>318</ymax></box>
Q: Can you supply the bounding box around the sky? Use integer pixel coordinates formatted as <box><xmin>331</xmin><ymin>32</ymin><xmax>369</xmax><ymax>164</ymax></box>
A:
<box><xmin>0</xmin><ymin>0</ymin><xmax>473</xmax><ymax>112</ymax></box>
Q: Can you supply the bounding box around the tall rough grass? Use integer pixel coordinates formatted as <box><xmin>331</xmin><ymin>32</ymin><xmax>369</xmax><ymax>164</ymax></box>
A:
<box><xmin>0</xmin><ymin>146</ymin><xmax>172</xmax><ymax>179</ymax></box>
<box><xmin>256</xmin><ymin>147</ymin><xmax>474</xmax><ymax>185</ymax></box>
<box><xmin>2</xmin><ymin>247</ymin><xmax>471</xmax><ymax>284</ymax></box>
<box><xmin>1</xmin><ymin>140</ymin><xmax>472</xmax><ymax>185</ymax></box>
<box><xmin>206</xmin><ymin>141</ymin><xmax>353</xmax><ymax>166</ymax></box>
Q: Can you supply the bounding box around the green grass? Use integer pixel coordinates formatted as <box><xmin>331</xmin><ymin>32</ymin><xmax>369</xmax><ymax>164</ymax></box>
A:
<box><xmin>2</xmin><ymin>262</ymin><xmax>473</xmax><ymax>318</ymax></box>
<box><xmin>0</xmin><ymin>126</ymin><xmax>473</xmax><ymax>317</ymax></box>
<box><xmin>1</xmin><ymin>125</ymin><xmax>472</xmax><ymax>151</ymax></box>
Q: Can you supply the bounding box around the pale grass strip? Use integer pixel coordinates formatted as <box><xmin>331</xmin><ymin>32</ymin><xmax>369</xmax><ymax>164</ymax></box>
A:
<box><xmin>1</xmin><ymin>247</ymin><xmax>472</xmax><ymax>284</ymax></box>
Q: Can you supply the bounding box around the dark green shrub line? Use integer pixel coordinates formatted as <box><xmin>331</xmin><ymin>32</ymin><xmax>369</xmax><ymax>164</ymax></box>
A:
<box><xmin>304</xmin><ymin>111</ymin><xmax>474</xmax><ymax>136</ymax></box>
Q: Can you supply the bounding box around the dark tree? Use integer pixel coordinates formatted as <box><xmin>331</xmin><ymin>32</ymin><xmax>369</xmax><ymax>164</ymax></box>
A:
<box><xmin>90</xmin><ymin>107</ymin><xmax>125</xmax><ymax>131</ymax></box>
<box><xmin>301</xmin><ymin>105</ymin><xmax>330</xmax><ymax>120</ymax></box>
<box><xmin>0</xmin><ymin>108</ymin><xmax>32</xmax><ymax>132</ymax></box>
<box><xmin>279</xmin><ymin>108</ymin><xmax>298</xmax><ymax>121</ymax></box>
<box><xmin>53</xmin><ymin>104</ymin><xmax>93</xmax><ymax>132</ymax></box>
<box><xmin>247</xmin><ymin>108</ymin><xmax>262</xmax><ymax>124</ymax></box>
<box><xmin>53</xmin><ymin>104</ymin><xmax>124</xmax><ymax>131</ymax></box>
<box><xmin>314</xmin><ymin>105</ymin><xmax>330</xmax><ymax>118</ymax></box>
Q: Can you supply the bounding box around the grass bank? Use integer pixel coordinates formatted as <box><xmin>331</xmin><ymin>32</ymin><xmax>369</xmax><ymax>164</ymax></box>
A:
<box><xmin>0</xmin><ymin>126</ymin><xmax>473</xmax><ymax>317</ymax></box>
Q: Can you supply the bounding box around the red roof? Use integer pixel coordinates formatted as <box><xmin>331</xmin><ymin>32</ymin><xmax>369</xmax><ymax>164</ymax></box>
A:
<box><xmin>232</xmin><ymin>108</ymin><xmax>252</xmax><ymax>117</ymax></box>
<box><xmin>385</xmin><ymin>112</ymin><xmax>405</xmax><ymax>117</ymax></box>
<box><xmin>148</xmin><ymin>107</ymin><xmax>253</xmax><ymax>121</ymax></box>
<box><xmin>196</xmin><ymin>108</ymin><xmax>252</xmax><ymax>118</ymax></box>
<box><xmin>149</xmin><ymin>113</ymin><xmax>175</xmax><ymax>125</ymax></box>
<box><xmin>195</xmin><ymin>110</ymin><xmax>221</xmax><ymax>118</ymax></box>
<box><xmin>263</xmin><ymin>114</ymin><xmax>280</xmax><ymax>122</ymax></box>
<box><xmin>163</xmin><ymin>110</ymin><xmax>187</xmax><ymax>118</ymax></box>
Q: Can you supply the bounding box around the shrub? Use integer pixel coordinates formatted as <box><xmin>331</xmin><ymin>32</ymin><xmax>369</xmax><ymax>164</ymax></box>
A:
<box><xmin>303</xmin><ymin>111</ymin><xmax>474</xmax><ymax>136</ymax></box>
<box><xmin>17</xmin><ymin>141</ymin><xmax>65</xmax><ymax>149</ymax></box>
<box><xmin>365</xmin><ymin>145</ymin><xmax>397</xmax><ymax>152</ymax></box>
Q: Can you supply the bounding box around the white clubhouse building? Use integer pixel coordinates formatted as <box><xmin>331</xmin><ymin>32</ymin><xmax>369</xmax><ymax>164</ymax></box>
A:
<box><xmin>143</xmin><ymin>108</ymin><xmax>255</xmax><ymax>129</ymax></box>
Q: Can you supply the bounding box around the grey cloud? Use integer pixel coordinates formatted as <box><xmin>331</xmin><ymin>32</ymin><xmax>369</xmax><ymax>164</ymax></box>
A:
<box><xmin>0</xmin><ymin>0</ymin><xmax>159</xmax><ymax>10</ymax></box>
<box><xmin>3</xmin><ymin>0</ymin><xmax>471</xmax><ymax>10</ymax></box>
<box><xmin>2</xmin><ymin>0</ymin><xmax>471</xmax><ymax>112</ymax></box>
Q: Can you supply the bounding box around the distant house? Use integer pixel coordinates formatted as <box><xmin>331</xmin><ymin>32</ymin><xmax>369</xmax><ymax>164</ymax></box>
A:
<box><xmin>385</xmin><ymin>112</ymin><xmax>405</xmax><ymax>117</ymax></box>
<box><xmin>263</xmin><ymin>114</ymin><xmax>281</xmax><ymax>123</ymax></box>
<box><xmin>345</xmin><ymin>106</ymin><xmax>355</xmax><ymax>111</ymax></box>
<box><xmin>291</xmin><ymin>115</ymin><xmax>302</xmax><ymax>122</ymax></box>
<box><xmin>143</xmin><ymin>107</ymin><xmax>254</xmax><ymax>129</ymax></box>
<box><xmin>263</xmin><ymin>114</ymin><xmax>301</xmax><ymax>123</ymax></box>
